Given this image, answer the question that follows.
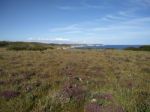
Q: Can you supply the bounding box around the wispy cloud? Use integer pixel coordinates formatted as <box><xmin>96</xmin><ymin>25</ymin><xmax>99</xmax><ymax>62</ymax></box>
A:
<box><xmin>28</xmin><ymin>37</ymin><xmax>70</xmax><ymax>41</ymax></box>
<box><xmin>81</xmin><ymin>0</ymin><xmax>106</xmax><ymax>9</ymax></box>
<box><xmin>100</xmin><ymin>14</ymin><xmax>128</xmax><ymax>22</ymax></box>
<box><xmin>1</xmin><ymin>0</ymin><xmax>150</xmax><ymax>44</ymax></box>
<box><xmin>57</xmin><ymin>0</ymin><xmax>150</xmax><ymax>11</ymax></box>
<box><xmin>98</xmin><ymin>16</ymin><xmax>149</xmax><ymax>35</ymax></box>
<box><xmin>135</xmin><ymin>0</ymin><xmax>150</xmax><ymax>7</ymax></box>
<box><xmin>49</xmin><ymin>0</ymin><xmax>150</xmax><ymax>44</ymax></box>
<box><xmin>57</xmin><ymin>0</ymin><xmax>105</xmax><ymax>10</ymax></box>
<box><xmin>58</xmin><ymin>5</ymin><xmax>103</xmax><ymax>10</ymax></box>
<box><xmin>49</xmin><ymin>16</ymin><xmax>150</xmax><ymax>33</ymax></box>
<box><xmin>49</xmin><ymin>24</ymin><xmax>82</xmax><ymax>33</ymax></box>
<box><xmin>48</xmin><ymin>15</ymin><xmax>150</xmax><ymax>44</ymax></box>
<box><xmin>58</xmin><ymin>6</ymin><xmax>81</xmax><ymax>10</ymax></box>
<box><xmin>49</xmin><ymin>11</ymin><xmax>140</xmax><ymax>33</ymax></box>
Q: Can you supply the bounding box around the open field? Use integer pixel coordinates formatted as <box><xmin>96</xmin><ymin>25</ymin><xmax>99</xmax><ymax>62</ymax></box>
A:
<box><xmin>0</xmin><ymin>47</ymin><xmax>150</xmax><ymax>112</ymax></box>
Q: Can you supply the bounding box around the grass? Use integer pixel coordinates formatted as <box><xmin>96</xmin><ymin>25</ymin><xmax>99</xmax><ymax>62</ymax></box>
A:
<box><xmin>0</xmin><ymin>44</ymin><xmax>150</xmax><ymax>112</ymax></box>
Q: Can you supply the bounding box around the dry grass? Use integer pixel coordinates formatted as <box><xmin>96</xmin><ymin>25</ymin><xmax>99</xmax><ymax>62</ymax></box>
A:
<box><xmin>0</xmin><ymin>48</ymin><xmax>150</xmax><ymax>112</ymax></box>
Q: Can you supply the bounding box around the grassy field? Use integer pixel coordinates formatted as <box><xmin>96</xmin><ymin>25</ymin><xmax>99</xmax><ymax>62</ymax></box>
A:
<box><xmin>0</xmin><ymin>46</ymin><xmax>150</xmax><ymax>112</ymax></box>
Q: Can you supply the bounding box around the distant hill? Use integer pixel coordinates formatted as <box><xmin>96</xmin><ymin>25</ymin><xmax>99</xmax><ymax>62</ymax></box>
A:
<box><xmin>0</xmin><ymin>41</ymin><xmax>53</xmax><ymax>51</ymax></box>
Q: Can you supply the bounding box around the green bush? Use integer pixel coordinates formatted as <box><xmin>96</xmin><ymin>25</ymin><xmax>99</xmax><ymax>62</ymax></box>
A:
<box><xmin>7</xmin><ymin>43</ymin><xmax>47</xmax><ymax>51</ymax></box>
<box><xmin>125</xmin><ymin>45</ymin><xmax>150</xmax><ymax>51</ymax></box>
<box><xmin>0</xmin><ymin>41</ymin><xmax>10</xmax><ymax>47</ymax></box>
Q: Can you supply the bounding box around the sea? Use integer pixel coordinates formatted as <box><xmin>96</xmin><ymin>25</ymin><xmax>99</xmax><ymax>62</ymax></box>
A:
<box><xmin>72</xmin><ymin>45</ymin><xmax>142</xmax><ymax>50</ymax></box>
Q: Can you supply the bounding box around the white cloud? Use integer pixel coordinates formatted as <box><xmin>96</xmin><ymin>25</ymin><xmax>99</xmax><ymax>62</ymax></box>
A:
<box><xmin>54</xmin><ymin>38</ymin><xmax>70</xmax><ymax>41</ymax></box>
<box><xmin>49</xmin><ymin>24</ymin><xmax>81</xmax><ymax>32</ymax></box>
<box><xmin>101</xmin><ymin>14</ymin><xmax>127</xmax><ymax>22</ymax></box>
<box><xmin>27</xmin><ymin>37</ymin><xmax>70</xmax><ymax>41</ymax></box>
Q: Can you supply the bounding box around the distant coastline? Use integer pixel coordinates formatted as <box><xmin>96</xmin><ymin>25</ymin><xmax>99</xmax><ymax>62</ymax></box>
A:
<box><xmin>0</xmin><ymin>41</ymin><xmax>149</xmax><ymax>51</ymax></box>
<box><xmin>71</xmin><ymin>45</ymin><xmax>142</xmax><ymax>50</ymax></box>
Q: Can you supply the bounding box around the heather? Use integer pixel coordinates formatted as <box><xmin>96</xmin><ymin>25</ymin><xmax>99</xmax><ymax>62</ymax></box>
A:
<box><xmin>0</xmin><ymin>45</ymin><xmax>149</xmax><ymax>112</ymax></box>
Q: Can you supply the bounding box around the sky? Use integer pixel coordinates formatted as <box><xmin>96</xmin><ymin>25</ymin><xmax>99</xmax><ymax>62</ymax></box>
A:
<box><xmin>0</xmin><ymin>0</ymin><xmax>150</xmax><ymax>44</ymax></box>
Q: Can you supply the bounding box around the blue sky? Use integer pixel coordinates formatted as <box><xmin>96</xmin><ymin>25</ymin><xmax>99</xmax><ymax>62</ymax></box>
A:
<box><xmin>0</xmin><ymin>0</ymin><xmax>150</xmax><ymax>44</ymax></box>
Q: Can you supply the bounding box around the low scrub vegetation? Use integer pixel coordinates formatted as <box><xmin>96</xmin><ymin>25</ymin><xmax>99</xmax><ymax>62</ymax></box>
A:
<box><xmin>125</xmin><ymin>45</ymin><xmax>150</xmax><ymax>51</ymax></box>
<box><xmin>0</xmin><ymin>41</ymin><xmax>55</xmax><ymax>51</ymax></box>
<box><xmin>0</xmin><ymin>41</ymin><xmax>10</xmax><ymax>47</ymax></box>
<box><xmin>7</xmin><ymin>43</ymin><xmax>48</xmax><ymax>51</ymax></box>
<box><xmin>0</xmin><ymin>44</ymin><xmax>149</xmax><ymax>112</ymax></box>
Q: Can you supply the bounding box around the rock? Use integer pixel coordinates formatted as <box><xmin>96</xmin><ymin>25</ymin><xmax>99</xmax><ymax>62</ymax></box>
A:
<box><xmin>74</xmin><ymin>77</ymin><xmax>82</xmax><ymax>82</ymax></box>
<box><xmin>91</xmin><ymin>98</ymin><xmax>97</xmax><ymax>103</ymax></box>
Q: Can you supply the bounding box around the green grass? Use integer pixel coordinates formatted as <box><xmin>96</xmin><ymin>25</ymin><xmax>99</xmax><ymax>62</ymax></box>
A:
<box><xmin>0</xmin><ymin>46</ymin><xmax>150</xmax><ymax>112</ymax></box>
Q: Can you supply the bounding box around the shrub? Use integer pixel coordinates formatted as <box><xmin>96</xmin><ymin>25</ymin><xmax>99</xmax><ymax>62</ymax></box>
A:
<box><xmin>7</xmin><ymin>43</ymin><xmax>47</xmax><ymax>51</ymax></box>
<box><xmin>125</xmin><ymin>45</ymin><xmax>150</xmax><ymax>51</ymax></box>
<box><xmin>0</xmin><ymin>41</ymin><xmax>10</xmax><ymax>47</ymax></box>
